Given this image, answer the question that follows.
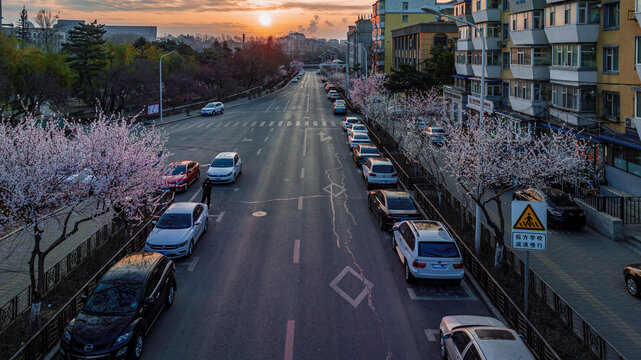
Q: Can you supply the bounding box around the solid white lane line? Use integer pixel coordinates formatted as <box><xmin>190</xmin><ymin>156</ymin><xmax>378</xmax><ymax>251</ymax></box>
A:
<box><xmin>257</xmin><ymin>148</ymin><xmax>262</xmax><ymax>155</ymax></box>
<box><xmin>188</xmin><ymin>190</ymin><xmax>201</xmax><ymax>202</ymax></box>
<box><xmin>303</xmin><ymin>128</ymin><xmax>308</xmax><ymax>157</ymax></box>
<box><xmin>187</xmin><ymin>257</ymin><xmax>199</xmax><ymax>271</ymax></box>
<box><xmin>216</xmin><ymin>211</ymin><xmax>225</xmax><ymax>223</ymax></box>
<box><xmin>297</xmin><ymin>196</ymin><xmax>303</xmax><ymax>210</ymax></box>
<box><xmin>283</xmin><ymin>98</ymin><xmax>292</xmax><ymax>112</ymax></box>
<box><xmin>284</xmin><ymin>320</ymin><xmax>295</xmax><ymax>360</ymax></box>
<box><xmin>265</xmin><ymin>136</ymin><xmax>269</xmax><ymax>142</ymax></box>
<box><xmin>300</xmin><ymin>168</ymin><xmax>305</xmax><ymax>179</ymax></box>
<box><xmin>265</xmin><ymin>98</ymin><xmax>277</xmax><ymax>112</ymax></box>
<box><xmin>293</xmin><ymin>240</ymin><xmax>300</xmax><ymax>264</ymax></box>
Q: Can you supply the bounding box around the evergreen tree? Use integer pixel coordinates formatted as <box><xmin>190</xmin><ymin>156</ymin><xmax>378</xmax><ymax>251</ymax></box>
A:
<box><xmin>61</xmin><ymin>20</ymin><xmax>107</xmax><ymax>106</ymax></box>
<box><xmin>425</xmin><ymin>44</ymin><xmax>455</xmax><ymax>86</ymax></box>
<box><xmin>16</xmin><ymin>6</ymin><xmax>30</xmax><ymax>44</ymax></box>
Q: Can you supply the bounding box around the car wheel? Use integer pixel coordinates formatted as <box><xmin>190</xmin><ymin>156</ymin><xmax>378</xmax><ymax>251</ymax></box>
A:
<box><xmin>221</xmin><ymin>108</ymin><xmax>224</xmax><ymax>114</ymax></box>
<box><xmin>196</xmin><ymin>171</ymin><xmax>200</xmax><ymax>180</ymax></box>
<box><xmin>204</xmin><ymin>220</ymin><xmax>208</xmax><ymax>233</ymax></box>
<box><xmin>440</xmin><ymin>331</ymin><xmax>447</xmax><ymax>359</ymax></box>
<box><xmin>391</xmin><ymin>235</ymin><xmax>396</xmax><ymax>250</ymax></box>
<box><xmin>166</xmin><ymin>282</ymin><xmax>176</xmax><ymax>308</ymax></box>
<box><xmin>187</xmin><ymin>240</ymin><xmax>194</xmax><ymax>257</ymax></box>
<box><xmin>379</xmin><ymin>215</ymin><xmax>386</xmax><ymax>230</ymax></box>
<box><xmin>131</xmin><ymin>332</ymin><xmax>144</xmax><ymax>360</ymax></box>
<box><xmin>231</xmin><ymin>172</ymin><xmax>237</xmax><ymax>184</ymax></box>
<box><xmin>184</xmin><ymin>182</ymin><xmax>189</xmax><ymax>192</ymax></box>
<box><xmin>404</xmin><ymin>261</ymin><xmax>414</xmax><ymax>284</ymax></box>
<box><xmin>366</xmin><ymin>183</ymin><xmax>372</xmax><ymax>190</ymax></box>
<box><xmin>626</xmin><ymin>276</ymin><xmax>640</xmax><ymax>297</ymax></box>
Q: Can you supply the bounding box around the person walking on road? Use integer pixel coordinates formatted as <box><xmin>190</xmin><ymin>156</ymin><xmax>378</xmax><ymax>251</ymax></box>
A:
<box><xmin>201</xmin><ymin>179</ymin><xmax>213</xmax><ymax>208</ymax></box>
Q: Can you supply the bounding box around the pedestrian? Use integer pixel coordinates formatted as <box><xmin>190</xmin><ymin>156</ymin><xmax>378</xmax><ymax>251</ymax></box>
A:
<box><xmin>201</xmin><ymin>179</ymin><xmax>213</xmax><ymax>208</ymax></box>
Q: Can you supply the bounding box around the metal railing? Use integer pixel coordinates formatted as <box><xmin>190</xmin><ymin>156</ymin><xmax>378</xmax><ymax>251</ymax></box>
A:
<box><xmin>574</xmin><ymin>195</ymin><xmax>641</xmax><ymax>224</ymax></box>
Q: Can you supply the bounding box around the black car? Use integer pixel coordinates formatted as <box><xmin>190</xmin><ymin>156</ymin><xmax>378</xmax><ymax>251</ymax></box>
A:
<box><xmin>512</xmin><ymin>188</ymin><xmax>586</xmax><ymax>229</ymax></box>
<box><xmin>368</xmin><ymin>190</ymin><xmax>423</xmax><ymax>230</ymax></box>
<box><xmin>353</xmin><ymin>145</ymin><xmax>381</xmax><ymax>167</ymax></box>
<box><xmin>624</xmin><ymin>264</ymin><xmax>641</xmax><ymax>297</ymax></box>
<box><xmin>60</xmin><ymin>252</ymin><xmax>176</xmax><ymax>360</ymax></box>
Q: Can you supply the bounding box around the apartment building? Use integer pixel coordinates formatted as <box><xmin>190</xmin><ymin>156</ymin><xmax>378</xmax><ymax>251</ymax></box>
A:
<box><xmin>444</xmin><ymin>0</ymin><xmax>641</xmax><ymax>195</ymax></box>
<box><xmin>391</xmin><ymin>21</ymin><xmax>458</xmax><ymax>71</ymax></box>
<box><xmin>347</xmin><ymin>15</ymin><xmax>373</xmax><ymax>75</ymax></box>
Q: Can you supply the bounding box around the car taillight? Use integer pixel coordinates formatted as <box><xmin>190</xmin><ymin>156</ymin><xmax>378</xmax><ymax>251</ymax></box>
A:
<box><xmin>412</xmin><ymin>260</ymin><xmax>426</xmax><ymax>268</ymax></box>
<box><xmin>390</xmin><ymin>172</ymin><xmax>397</xmax><ymax>176</ymax></box>
<box><xmin>453</xmin><ymin>263</ymin><xmax>464</xmax><ymax>269</ymax></box>
<box><xmin>369</xmin><ymin>172</ymin><xmax>377</xmax><ymax>176</ymax></box>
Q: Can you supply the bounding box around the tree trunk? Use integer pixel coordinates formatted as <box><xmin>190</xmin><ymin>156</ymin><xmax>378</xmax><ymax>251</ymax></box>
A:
<box><xmin>29</xmin><ymin>226</ymin><xmax>43</xmax><ymax>328</ymax></box>
<box><xmin>494</xmin><ymin>243</ymin><xmax>504</xmax><ymax>268</ymax></box>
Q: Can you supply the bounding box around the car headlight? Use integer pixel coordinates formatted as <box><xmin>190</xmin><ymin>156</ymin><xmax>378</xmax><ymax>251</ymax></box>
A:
<box><xmin>225</xmin><ymin>171</ymin><xmax>233</xmax><ymax>176</ymax></box>
<box><xmin>63</xmin><ymin>320</ymin><xmax>75</xmax><ymax>342</ymax></box>
<box><xmin>549</xmin><ymin>210</ymin><xmax>562</xmax><ymax>216</ymax></box>
<box><xmin>114</xmin><ymin>331</ymin><xmax>133</xmax><ymax>347</ymax></box>
<box><xmin>178</xmin><ymin>240</ymin><xmax>188</xmax><ymax>247</ymax></box>
<box><xmin>176</xmin><ymin>179</ymin><xmax>184</xmax><ymax>185</ymax></box>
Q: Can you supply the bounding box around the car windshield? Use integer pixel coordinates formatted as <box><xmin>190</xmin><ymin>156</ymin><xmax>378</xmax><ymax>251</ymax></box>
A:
<box><xmin>353</xmin><ymin>125</ymin><xmax>367</xmax><ymax>131</ymax></box>
<box><xmin>474</xmin><ymin>329</ymin><xmax>516</xmax><ymax>341</ymax></box>
<box><xmin>167</xmin><ymin>165</ymin><xmax>186</xmax><ymax>176</ymax></box>
<box><xmin>211</xmin><ymin>158</ymin><xmax>233</xmax><ymax>167</ymax></box>
<box><xmin>156</xmin><ymin>213</ymin><xmax>192</xmax><ymax>229</ymax></box>
<box><xmin>431</xmin><ymin>128</ymin><xmax>446</xmax><ymax>134</ymax></box>
<box><xmin>83</xmin><ymin>281</ymin><xmax>142</xmax><ymax>315</ymax></box>
<box><xmin>418</xmin><ymin>242</ymin><xmax>460</xmax><ymax>258</ymax></box>
<box><xmin>354</xmin><ymin>134</ymin><xmax>369</xmax><ymax>140</ymax></box>
<box><xmin>372</xmin><ymin>164</ymin><xmax>394</xmax><ymax>173</ymax></box>
<box><xmin>387</xmin><ymin>197</ymin><xmax>416</xmax><ymax>211</ymax></box>
<box><xmin>347</xmin><ymin>119</ymin><xmax>359</xmax><ymax>124</ymax></box>
<box><xmin>361</xmin><ymin>147</ymin><xmax>379</xmax><ymax>155</ymax></box>
<box><xmin>546</xmin><ymin>192</ymin><xmax>575</xmax><ymax>206</ymax></box>
<box><xmin>204</xmin><ymin>103</ymin><xmax>216</xmax><ymax>108</ymax></box>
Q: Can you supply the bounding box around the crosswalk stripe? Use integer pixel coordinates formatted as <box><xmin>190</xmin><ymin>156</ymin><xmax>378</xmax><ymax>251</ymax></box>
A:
<box><xmin>206</xmin><ymin>122</ymin><xmax>215</xmax><ymax>128</ymax></box>
<box><xmin>269</xmin><ymin>121</ymin><xmax>275</xmax><ymax>126</ymax></box>
<box><xmin>296</xmin><ymin>121</ymin><xmax>300</xmax><ymax>126</ymax></box>
<box><xmin>233</xmin><ymin>122</ymin><xmax>240</xmax><ymax>127</ymax></box>
<box><xmin>305</xmin><ymin>121</ymin><xmax>309</xmax><ymax>127</ymax></box>
<box><xmin>251</xmin><ymin>121</ymin><xmax>257</xmax><ymax>126</ymax></box>
<box><xmin>278</xmin><ymin>121</ymin><xmax>283</xmax><ymax>126</ymax></box>
<box><xmin>313</xmin><ymin>121</ymin><xmax>318</xmax><ymax>126</ymax></box>
<box><xmin>287</xmin><ymin>121</ymin><xmax>293</xmax><ymax>126</ymax></box>
<box><xmin>322</xmin><ymin>121</ymin><xmax>327</xmax><ymax>126</ymax></box>
<box><xmin>260</xmin><ymin>121</ymin><xmax>266</xmax><ymax>126</ymax></box>
<box><xmin>223</xmin><ymin>123</ymin><xmax>230</xmax><ymax>127</ymax></box>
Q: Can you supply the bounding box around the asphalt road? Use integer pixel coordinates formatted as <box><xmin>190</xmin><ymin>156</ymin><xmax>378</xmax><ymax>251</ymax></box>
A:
<box><xmin>142</xmin><ymin>73</ymin><xmax>496</xmax><ymax>359</ymax></box>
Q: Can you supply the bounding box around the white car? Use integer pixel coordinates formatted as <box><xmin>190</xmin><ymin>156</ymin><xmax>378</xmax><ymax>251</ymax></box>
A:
<box><xmin>347</xmin><ymin>124</ymin><xmax>368</xmax><ymax>136</ymax></box>
<box><xmin>334</xmin><ymin>99</ymin><xmax>346</xmax><ymax>106</ymax></box>
<box><xmin>207</xmin><ymin>152</ymin><xmax>242</xmax><ymax>184</ymax></box>
<box><xmin>343</xmin><ymin>117</ymin><xmax>361</xmax><ymax>131</ymax></box>
<box><xmin>391</xmin><ymin>220</ymin><xmax>464</xmax><ymax>283</ymax></box>
<box><xmin>348</xmin><ymin>132</ymin><xmax>372</xmax><ymax>149</ymax></box>
<box><xmin>291</xmin><ymin>78</ymin><xmax>299</xmax><ymax>83</ymax></box>
<box><xmin>439</xmin><ymin>316</ymin><xmax>535</xmax><ymax>360</ymax></box>
<box><xmin>145</xmin><ymin>202</ymin><xmax>208</xmax><ymax>258</ymax></box>
<box><xmin>327</xmin><ymin>90</ymin><xmax>338</xmax><ymax>99</ymax></box>
<box><xmin>425</xmin><ymin>127</ymin><xmax>447</xmax><ymax>144</ymax></box>
<box><xmin>201</xmin><ymin>102</ymin><xmax>224</xmax><ymax>116</ymax></box>
<box><xmin>362</xmin><ymin>157</ymin><xmax>397</xmax><ymax>189</ymax></box>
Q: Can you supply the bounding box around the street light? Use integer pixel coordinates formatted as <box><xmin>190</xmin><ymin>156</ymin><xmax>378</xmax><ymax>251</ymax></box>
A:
<box><xmin>345</xmin><ymin>41</ymin><xmax>368</xmax><ymax>79</ymax></box>
<box><xmin>329</xmin><ymin>45</ymin><xmax>350</xmax><ymax>99</ymax></box>
<box><xmin>422</xmin><ymin>6</ymin><xmax>486</xmax><ymax>255</ymax></box>
<box><xmin>159</xmin><ymin>50</ymin><xmax>175</xmax><ymax>123</ymax></box>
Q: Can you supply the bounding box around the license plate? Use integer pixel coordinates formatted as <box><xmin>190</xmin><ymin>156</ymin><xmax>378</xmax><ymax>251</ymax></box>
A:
<box><xmin>157</xmin><ymin>251</ymin><xmax>167</xmax><ymax>255</ymax></box>
<box><xmin>431</xmin><ymin>264</ymin><xmax>447</xmax><ymax>270</ymax></box>
<box><xmin>379</xmin><ymin>180</ymin><xmax>390</xmax><ymax>184</ymax></box>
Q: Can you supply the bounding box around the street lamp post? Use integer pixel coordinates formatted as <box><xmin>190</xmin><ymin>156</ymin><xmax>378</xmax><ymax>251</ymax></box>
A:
<box><xmin>345</xmin><ymin>41</ymin><xmax>368</xmax><ymax>79</ymax></box>
<box><xmin>422</xmin><ymin>6</ymin><xmax>486</xmax><ymax>255</ymax></box>
<box><xmin>159</xmin><ymin>50</ymin><xmax>175</xmax><ymax>123</ymax></box>
<box><xmin>329</xmin><ymin>45</ymin><xmax>350</xmax><ymax>99</ymax></box>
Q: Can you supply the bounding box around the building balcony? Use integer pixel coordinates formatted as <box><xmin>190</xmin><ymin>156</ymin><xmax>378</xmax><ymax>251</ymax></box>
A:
<box><xmin>455</xmin><ymin>63</ymin><xmax>474</xmax><ymax>76</ymax></box>
<box><xmin>509</xmin><ymin>0</ymin><xmax>547</xmax><ymax>12</ymax></box>
<box><xmin>549</xmin><ymin>67</ymin><xmax>597</xmax><ymax>85</ymax></box>
<box><xmin>510</xmin><ymin>29</ymin><xmax>548</xmax><ymax>45</ymax></box>
<box><xmin>472</xmin><ymin>64</ymin><xmax>501</xmax><ymax>78</ymax></box>
<box><xmin>546</xmin><ymin>0</ymin><xmax>566</xmax><ymax>4</ymax></box>
<box><xmin>509</xmin><ymin>97</ymin><xmax>548</xmax><ymax>116</ymax></box>
<box><xmin>549</xmin><ymin>107</ymin><xmax>596</xmax><ymax>127</ymax></box>
<box><xmin>510</xmin><ymin>64</ymin><xmax>549</xmax><ymax>79</ymax></box>
<box><xmin>544</xmin><ymin>24</ymin><xmax>599</xmax><ymax>44</ymax></box>
<box><xmin>456</xmin><ymin>39</ymin><xmax>474</xmax><ymax>51</ymax></box>
<box><xmin>472</xmin><ymin>8</ymin><xmax>500</xmax><ymax>23</ymax></box>
<box><xmin>472</xmin><ymin>37</ymin><xmax>500</xmax><ymax>50</ymax></box>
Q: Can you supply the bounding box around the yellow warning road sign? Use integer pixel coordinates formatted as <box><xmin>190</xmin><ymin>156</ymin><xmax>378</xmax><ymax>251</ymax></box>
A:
<box><xmin>513</xmin><ymin>204</ymin><xmax>546</xmax><ymax>231</ymax></box>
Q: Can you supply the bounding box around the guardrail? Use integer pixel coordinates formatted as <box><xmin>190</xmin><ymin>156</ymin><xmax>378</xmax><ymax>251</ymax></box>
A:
<box><xmin>574</xmin><ymin>195</ymin><xmax>641</xmax><ymax>224</ymax></box>
<box><xmin>5</xmin><ymin>192</ymin><xmax>174</xmax><ymax>360</ymax></box>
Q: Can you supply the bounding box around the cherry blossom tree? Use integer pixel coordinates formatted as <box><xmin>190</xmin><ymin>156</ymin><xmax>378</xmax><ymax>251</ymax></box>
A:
<box><xmin>349</xmin><ymin>74</ymin><xmax>386</xmax><ymax>111</ymax></box>
<box><xmin>0</xmin><ymin>113</ymin><xmax>167</xmax><ymax>324</ymax></box>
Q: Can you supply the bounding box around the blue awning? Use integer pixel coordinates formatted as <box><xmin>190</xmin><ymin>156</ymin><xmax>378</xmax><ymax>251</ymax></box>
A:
<box><xmin>599</xmin><ymin>134</ymin><xmax>641</xmax><ymax>150</ymax></box>
<box><xmin>539</xmin><ymin>123</ymin><xmax>604</xmax><ymax>144</ymax></box>
<box><xmin>452</xmin><ymin>75</ymin><xmax>469</xmax><ymax>79</ymax></box>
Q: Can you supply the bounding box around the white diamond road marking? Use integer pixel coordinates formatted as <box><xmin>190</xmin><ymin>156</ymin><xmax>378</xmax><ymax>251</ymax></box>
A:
<box><xmin>323</xmin><ymin>183</ymin><xmax>346</xmax><ymax>197</ymax></box>
<box><xmin>406</xmin><ymin>281</ymin><xmax>477</xmax><ymax>301</ymax></box>
<box><xmin>329</xmin><ymin>266</ymin><xmax>374</xmax><ymax>309</ymax></box>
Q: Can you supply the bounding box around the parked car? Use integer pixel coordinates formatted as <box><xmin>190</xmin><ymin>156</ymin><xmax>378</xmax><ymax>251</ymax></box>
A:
<box><xmin>201</xmin><ymin>102</ymin><xmax>224</xmax><ymax>116</ymax></box>
<box><xmin>369</xmin><ymin>190</ymin><xmax>423</xmax><ymax>230</ymax></box>
<box><xmin>425</xmin><ymin>127</ymin><xmax>447</xmax><ymax>144</ymax></box>
<box><xmin>334</xmin><ymin>99</ymin><xmax>346</xmax><ymax>106</ymax></box>
<box><xmin>343</xmin><ymin>116</ymin><xmax>361</xmax><ymax>131</ymax></box>
<box><xmin>160</xmin><ymin>161</ymin><xmax>200</xmax><ymax>192</ymax></box>
<box><xmin>347</xmin><ymin>124</ymin><xmax>368</xmax><ymax>136</ymax></box>
<box><xmin>624</xmin><ymin>264</ymin><xmax>641</xmax><ymax>297</ymax></box>
<box><xmin>321</xmin><ymin>76</ymin><xmax>327</xmax><ymax>83</ymax></box>
<box><xmin>362</xmin><ymin>157</ymin><xmax>397</xmax><ymax>189</ymax></box>
<box><xmin>333</xmin><ymin>102</ymin><xmax>347</xmax><ymax>114</ymax></box>
<box><xmin>317</xmin><ymin>69</ymin><xmax>321</xmax><ymax>74</ymax></box>
<box><xmin>439</xmin><ymin>315</ymin><xmax>535</xmax><ymax>360</ymax></box>
<box><xmin>327</xmin><ymin>90</ymin><xmax>338</xmax><ymax>99</ymax></box>
<box><xmin>291</xmin><ymin>77</ymin><xmax>299</xmax><ymax>83</ymax></box>
<box><xmin>207</xmin><ymin>152</ymin><xmax>242</xmax><ymax>184</ymax></box>
<box><xmin>352</xmin><ymin>144</ymin><xmax>381</xmax><ymax>167</ymax></box>
<box><xmin>392</xmin><ymin>220</ymin><xmax>464</xmax><ymax>283</ymax></box>
<box><xmin>348</xmin><ymin>132</ymin><xmax>372</xmax><ymax>149</ymax></box>
<box><xmin>325</xmin><ymin>83</ymin><xmax>336</xmax><ymax>92</ymax></box>
<box><xmin>512</xmin><ymin>188</ymin><xmax>586</xmax><ymax>228</ymax></box>
<box><xmin>145</xmin><ymin>202</ymin><xmax>208</xmax><ymax>258</ymax></box>
<box><xmin>60</xmin><ymin>252</ymin><xmax>176</xmax><ymax>360</ymax></box>
<box><xmin>330</xmin><ymin>93</ymin><xmax>342</xmax><ymax>102</ymax></box>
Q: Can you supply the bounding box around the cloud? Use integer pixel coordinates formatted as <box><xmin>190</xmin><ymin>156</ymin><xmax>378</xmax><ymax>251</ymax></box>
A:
<box><xmin>324</xmin><ymin>20</ymin><xmax>334</xmax><ymax>27</ymax></box>
<box><xmin>306</xmin><ymin>15</ymin><xmax>319</xmax><ymax>33</ymax></box>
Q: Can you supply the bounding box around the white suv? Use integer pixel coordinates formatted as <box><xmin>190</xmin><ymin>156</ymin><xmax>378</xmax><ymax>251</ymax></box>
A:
<box><xmin>207</xmin><ymin>152</ymin><xmax>242</xmax><ymax>183</ymax></box>
<box><xmin>362</xmin><ymin>158</ymin><xmax>397</xmax><ymax>189</ymax></box>
<box><xmin>391</xmin><ymin>220</ymin><xmax>464</xmax><ymax>283</ymax></box>
<box><xmin>201</xmin><ymin>102</ymin><xmax>224</xmax><ymax>116</ymax></box>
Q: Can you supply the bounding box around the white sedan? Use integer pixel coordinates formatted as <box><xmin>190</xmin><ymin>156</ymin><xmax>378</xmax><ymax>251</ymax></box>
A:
<box><xmin>207</xmin><ymin>152</ymin><xmax>242</xmax><ymax>184</ymax></box>
<box><xmin>145</xmin><ymin>202</ymin><xmax>208</xmax><ymax>258</ymax></box>
<box><xmin>347</xmin><ymin>124</ymin><xmax>368</xmax><ymax>136</ymax></box>
<box><xmin>348</xmin><ymin>132</ymin><xmax>372</xmax><ymax>149</ymax></box>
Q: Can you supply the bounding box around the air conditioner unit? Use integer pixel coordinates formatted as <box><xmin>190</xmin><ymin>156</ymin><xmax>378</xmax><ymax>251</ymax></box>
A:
<box><xmin>626</xmin><ymin>117</ymin><xmax>634</xmax><ymax>128</ymax></box>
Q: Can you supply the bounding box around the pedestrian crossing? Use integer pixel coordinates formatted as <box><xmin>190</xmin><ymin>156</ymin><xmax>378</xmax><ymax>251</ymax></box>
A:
<box><xmin>163</xmin><ymin>118</ymin><xmax>346</xmax><ymax>131</ymax></box>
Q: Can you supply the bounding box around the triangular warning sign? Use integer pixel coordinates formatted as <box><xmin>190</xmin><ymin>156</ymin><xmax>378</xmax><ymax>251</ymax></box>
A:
<box><xmin>513</xmin><ymin>204</ymin><xmax>545</xmax><ymax>231</ymax></box>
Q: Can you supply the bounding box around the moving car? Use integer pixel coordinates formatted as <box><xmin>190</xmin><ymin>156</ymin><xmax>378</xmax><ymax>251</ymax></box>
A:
<box><xmin>512</xmin><ymin>188</ymin><xmax>586</xmax><ymax>228</ymax></box>
<box><xmin>392</xmin><ymin>220</ymin><xmax>464</xmax><ymax>283</ymax></box>
<box><xmin>624</xmin><ymin>264</ymin><xmax>641</xmax><ymax>297</ymax></box>
<box><xmin>347</xmin><ymin>124</ymin><xmax>368</xmax><ymax>136</ymax></box>
<box><xmin>439</xmin><ymin>315</ymin><xmax>535</xmax><ymax>360</ymax></box>
<box><xmin>60</xmin><ymin>252</ymin><xmax>176</xmax><ymax>360</ymax></box>
<box><xmin>333</xmin><ymin>102</ymin><xmax>347</xmax><ymax>114</ymax></box>
<box><xmin>201</xmin><ymin>102</ymin><xmax>224</xmax><ymax>116</ymax></box>
<box><xmin>425</xmin><ymin>127</ymin><xmax>447</xmax><ymax>144</ymax></box>
<box><xmin>160</xmin><ymin>161</ymin><xmax>200</xmax><ymax>192</ymax></box>
<box><xmin>352</xmin><ymin>144</ymin><xmax>381</xmax><ymax>167</ymax></box>
<box><xmin>343</xmin><ymin>116</ymin><xmax>361</xmax><ymax>131</ymax></box>
<box><xmin>145</xmin><ymin>202</ymin><xmax>209</xmax><ymax>258</ymax></box>
<box><xmin>368</xmin><ymin>190</ymin><xmax>423</xmax><ymax>230</ymax></box>
<box><xmin>348</xmin><ymin>132</ymin><xmax>372</xmax><ymax>149</ymax></box>
<box><xmin>207</xmin><ymin>152</ymin><xmax>242</xmax><ymax>184</ymax></box>
<box><xmin>362</xmin><ymin>157</ymin><xmax>397</xmax><ymax>189</ymax></box>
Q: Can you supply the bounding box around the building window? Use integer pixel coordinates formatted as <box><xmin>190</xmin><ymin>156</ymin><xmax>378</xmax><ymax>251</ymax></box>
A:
<box><xmin>603</xmin><ymin>2</ymin><xmax>619</xmax><ymax>29</ymax></box>
<box><xmin>502</xmin><ymin>23</ymin><xmax>509</xmax><ymax>40</ymax></box>
<box><xmin>602</xmin><ymin>92</ymin><xmax>620</xmax><ymax>120</ymax></box>
<box><xmin>611</xmin><ymin>145</ymin><xmax>641</xmax><ymax>177</ymax></box>
<box><xmin>533</xmin><ymin>10</ymin><xmax>543</xmax><ymax>29</ymax></box>
<box><xmin>637</xmin><ymin>92</ymin><xmax>641</xmax><ymax>118</ymax></box>
<box><xmin>564</xmin><ymin>4</ymin><xmax>571</xmax><ymax>24</ymax></box>
<box><xmin>476</xmin><ymin>0</ymin><xmax>481</xmax><ymax>11</ymax></box>
<box><xmin>636</xmin><ymin>38</ymin><xmax>641</xmax><ymax>66</ymax></box>
<box><xmin>503</xmin><ymin>81</ymin><xmax>510</xmax><ymax>98</ymax></box>
<box><xmin>549</xmin><ymin>7</ymin><xmax>555</xmax><ymax>26</ymax></box>
<box><xmin>503</xmin><ymin>52</ymin><xmax>510</xmax><ymax>69</ymax></box>
<box><xmin>512</xmin><ymin>16</ymin><xmax>517</xmax><ymax>31</ymax></box>
<box><xmin>402</xmin><ymin>15</ymin><xmax>409</xmax><ymax>22</ymax></box>
<box><xmin>523</xmin><ymin>13</ymin><xmax>529</xmax><ymax>29</ymax></box>
<box><xmin>503</xmin><ymin>0</ymin><xmax>509</xmax><ymax>11</ymax></box>
<box><xmin>403</xmin><ymin>1</ymin><xmax>409</xmax><ymax>10</ymax></box>
<box><xmin>580</xmin><ymin>44</ymin><xmax>597</xmax><ymax>67</ymax></box>
<box><xmin>434</xmin><ymin>34</ymin><xmax>448</xmax><ymax>47</ymax></box>
<box><xmin>603</xmin><ymin>46</ymin><xmax>619</xmax><ymax>73</ymax></box>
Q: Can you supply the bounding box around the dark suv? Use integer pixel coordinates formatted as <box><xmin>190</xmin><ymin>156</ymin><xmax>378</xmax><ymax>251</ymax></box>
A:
<box><xmin>512</xmin><ymin>188</ymin><xmax>586</xmax><ymax>229</ymax></box>
<box><xmin>60</xmin><ymin>252</ymin><xmax>176</xmax><ymax>360</ymax></box>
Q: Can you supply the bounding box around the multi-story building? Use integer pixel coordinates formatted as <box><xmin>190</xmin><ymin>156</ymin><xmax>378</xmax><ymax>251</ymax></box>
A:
<box><xmin>444</xmin><ymin>0</ymin><xmax>641</xmax><ymax>195</ymax></box>
<box><xmin>371</xmin><ymin>0</ymin><xmax>451</xmax><ymax>74</ymax></box>
<box><xmin>391</xmin><ymin>21</ymin><xmax>457</xmax><ymax>71</ymax></box>
<box><xmin>347</xmin><ymin>15</ymin><xmax>373</xmax><ymax>75</ymax></box>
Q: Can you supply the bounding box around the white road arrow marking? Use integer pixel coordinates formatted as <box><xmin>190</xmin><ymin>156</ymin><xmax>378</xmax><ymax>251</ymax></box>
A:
<box><xmin>319</xmin><ymin>132</ymin><xmax>332</xmax><ymax>142</ymax></box>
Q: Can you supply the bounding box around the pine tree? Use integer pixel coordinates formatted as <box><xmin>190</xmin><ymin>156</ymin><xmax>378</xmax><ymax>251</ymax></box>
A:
<box><xmin>61</xmin><ymin>20</ymin><xmax>107</xmax><ymax>106</ymax></box>
<box><xmin>16</xmin><ymin>6</ymin><xmax>30</xmax><ymax>43</ymax></box>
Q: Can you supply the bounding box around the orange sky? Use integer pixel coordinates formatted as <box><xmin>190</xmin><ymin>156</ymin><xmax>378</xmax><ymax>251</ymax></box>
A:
<box><xmin>3</xmin><ymin>0</ymin><xmax>374</xmax><ymax>39</ymax></box>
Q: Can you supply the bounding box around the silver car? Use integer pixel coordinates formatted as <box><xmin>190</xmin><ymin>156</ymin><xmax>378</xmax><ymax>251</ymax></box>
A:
<box><xmin>201</xmin><ymin>102</ymin><xmax>224</xmax><ymax>116</ymax></box>
<box><xmin>207</xmin><ymin>152</ymin><xmax>242</xmax><ymax>184</ymax></box>
<box><xmin>145</xmin><ymin>202</ymin><xmax>209</xmax><ymax>258</ymax></box>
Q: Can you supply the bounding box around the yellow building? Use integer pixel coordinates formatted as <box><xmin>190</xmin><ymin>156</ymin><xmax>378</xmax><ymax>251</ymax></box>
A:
<box><xmin>391</xmin><ymin>21</ymin><xmax>458</xmax><ymax>71</ymax></box>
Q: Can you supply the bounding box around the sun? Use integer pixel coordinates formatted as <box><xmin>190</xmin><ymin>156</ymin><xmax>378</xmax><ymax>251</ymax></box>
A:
<box><xmin>259</xmin><ymin>13</ymin><xmax>271</xmax><ymax>26</ymax></box>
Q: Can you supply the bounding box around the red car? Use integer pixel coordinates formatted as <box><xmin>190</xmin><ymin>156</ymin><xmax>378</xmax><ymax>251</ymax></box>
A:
<box><xmin>161</xmin><ymin>161</ymin><xmax>200</xmax><ymax>192</ymax></box>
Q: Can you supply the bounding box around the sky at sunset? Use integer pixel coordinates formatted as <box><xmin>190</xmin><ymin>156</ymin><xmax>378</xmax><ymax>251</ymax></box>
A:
<box><xmin>2</xmin><ymin>0</ymin><xmax>374</xmax><ymax>39</ymax></box>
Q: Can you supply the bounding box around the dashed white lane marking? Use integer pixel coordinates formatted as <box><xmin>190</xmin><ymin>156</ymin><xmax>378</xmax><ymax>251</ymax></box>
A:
<box><xmin>302</xmin><ymin>128</ymin><xmax>308</xmax><ymax>157</ymax></box>
<box><xmin>284</xmin><ymin>320</ymin><xmax>295</xmax><ymax>360</ymax></box>
<box><xmin>233</xmin><ymin>148</ymin><xmax>238</xmax><ymax>152</ymax></box>
<box><xmin>257</xmin><ymin>148</ymin><xmax>262</xmax><ymax>155</ymax></box>
<box><xmin>297</xmin><ymin>196</ymin><xmax>303</xmax><ymax>210</ymax></box>
<box><xmin>424</xmin><ymin>329</ymin><xmax>439</xmax><ymax>342</ymax></box>
<box><xmin>187</xmin><ymin>256</ymin><xmax>199</xmax><ymax>271</ymax></box>
<box><xmin>300</xmin><ymin>168</ymin><xmax>305</xmax><ymax>179</ymax></box>
<box><xmin>293</xmin><ymin>240</ymin><xmax>300</xmax><ymax>264</ymax></box>
<box><xmin>265</xmin><ymin>136</ymin><xmax>269</xmax><ymax>142</ymax></box>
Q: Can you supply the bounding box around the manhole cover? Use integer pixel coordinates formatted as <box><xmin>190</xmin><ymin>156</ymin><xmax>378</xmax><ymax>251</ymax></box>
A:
<box><xmin>252</xmin><ymin>211</ymin><xmax>267</xmax><ymax>217</ymax></box>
